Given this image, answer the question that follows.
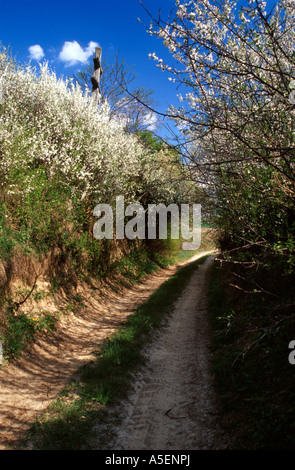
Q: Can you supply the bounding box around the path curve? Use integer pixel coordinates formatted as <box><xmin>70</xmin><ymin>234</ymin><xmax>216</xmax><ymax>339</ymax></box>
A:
<box><xmin>0</xmin><ymin>251</ymin><xmax>214</xmax><ymax>449</ymax></box>
<box><xmin>111</xmin><ymin>255</ymin><xmax>226</xmax><ymax>450</ymax></box>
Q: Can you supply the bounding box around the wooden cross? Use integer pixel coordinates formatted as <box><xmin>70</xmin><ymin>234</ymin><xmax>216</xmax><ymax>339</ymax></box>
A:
<box><xmin>91</xmin><ymin>47</ymin><xmax>103</xmax><ymax>103</ymax></box>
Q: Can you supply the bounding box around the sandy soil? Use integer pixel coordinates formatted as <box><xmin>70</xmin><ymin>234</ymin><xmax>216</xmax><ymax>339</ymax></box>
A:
<box><xmin>0</xmin><ymin>250</ymin><xmax>214</xmax><ymax>450</ymax></box>
<box><xmin>111</xmin><ymin>255</ymin><xmax>228</xmax><ymax>450</ymax></box>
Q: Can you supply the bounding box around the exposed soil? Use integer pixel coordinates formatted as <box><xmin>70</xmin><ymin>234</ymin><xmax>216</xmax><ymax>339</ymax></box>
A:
<box><xmin>0</xmin><ymin>250</ymin><xmax>215</xmax><ymax>450</ymax></box>
<box><xmin>110</xmin><ymin>255</ymin><xmax>228</xmax><ymax>450</ymax></box>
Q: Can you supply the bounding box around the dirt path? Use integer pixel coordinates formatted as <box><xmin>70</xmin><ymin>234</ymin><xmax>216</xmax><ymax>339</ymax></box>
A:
<box><xmin>0</xmin><ymin>251</ymin><xmax>214</xmax><ymax>449</ymax></box>
<box><xmin>111</xmin><ymin>255</ymin><xmax>227</xmax><ymax>450</ymax></box>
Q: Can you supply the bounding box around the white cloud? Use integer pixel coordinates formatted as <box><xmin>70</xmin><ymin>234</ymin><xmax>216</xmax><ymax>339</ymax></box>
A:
<box><xmin>59</xmin><ymin>40</ymin><xmax>99</xmax><ymax>66</ymax></box>
<box><xmin>143</xmin><ymin>112</ymin><xmax>158</xmax><ymax>131</ymax></box>
<box><xmin>28</xmin><ymin>44</ymin><xmax>45</xmax><ymax>61</ymax></box>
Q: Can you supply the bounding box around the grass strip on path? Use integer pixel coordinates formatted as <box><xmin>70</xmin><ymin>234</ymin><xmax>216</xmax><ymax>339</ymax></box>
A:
<box><xmin>22</xmin><ymin>253</ymin><xmax>210</xmax><ymax>450</ymax></box>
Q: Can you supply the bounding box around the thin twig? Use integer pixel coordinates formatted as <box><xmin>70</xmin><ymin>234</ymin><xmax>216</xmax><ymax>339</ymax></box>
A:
<box><xmin>12</xmin><ymin>272</ymin><xmax>40</xmax><ymax>312</ymax></box>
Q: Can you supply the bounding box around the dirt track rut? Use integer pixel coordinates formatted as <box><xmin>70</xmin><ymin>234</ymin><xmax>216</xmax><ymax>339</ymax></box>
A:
<box><xmin>112</xmin><ymin>255</ymin><xmax>226</xmax><ymax>450</ymax></box>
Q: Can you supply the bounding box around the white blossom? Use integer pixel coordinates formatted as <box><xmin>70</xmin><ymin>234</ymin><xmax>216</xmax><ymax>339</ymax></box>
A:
<box><xmin>0</xmin><ymin>50</ymin><xmax>190</xmax><ymax>206</ymax></box>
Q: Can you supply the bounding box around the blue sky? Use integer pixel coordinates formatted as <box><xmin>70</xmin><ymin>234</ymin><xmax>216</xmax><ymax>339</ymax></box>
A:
<box><xmin>0</xmin><ymin>0</ymin><xmax>179</xmax><ymax>137</ymax></box>
<box><xmin>0</xmin><ymin>0</ymin><xmax>280</xmax><ymax>140</ymax></box>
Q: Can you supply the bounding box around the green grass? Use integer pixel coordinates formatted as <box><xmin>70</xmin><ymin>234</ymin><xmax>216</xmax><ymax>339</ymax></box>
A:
<box><xmin>21</xmin><ymin>253</ymin><xmax>210</xmax><ymax>450</ymax></box>
<box><xmin>113</xmin><ymin>247</ymin><xmax>168</xmax><ymax>283</ymax></box>
<box><xmin>0</xmin><ymin>309</ymin><xmax>59</xmax><ymax>362</ymax></box>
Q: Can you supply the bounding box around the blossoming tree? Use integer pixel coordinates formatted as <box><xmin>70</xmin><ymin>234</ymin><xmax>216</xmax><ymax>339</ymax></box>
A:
<box><xmin>142</xmin><ymin>0</ymin><xmax>295</xmax><ymax>273</ymax></box>
<box><xmin>0</xmin><ymin>46</ymin><xmax>195</xmax><ymax>273</ymax></box>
